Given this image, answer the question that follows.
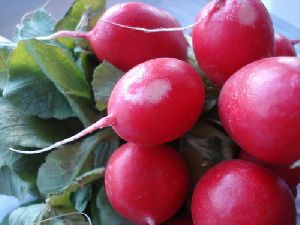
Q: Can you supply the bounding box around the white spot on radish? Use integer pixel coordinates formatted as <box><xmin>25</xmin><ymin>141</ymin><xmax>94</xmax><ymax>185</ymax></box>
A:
<box><xmin>145</xmin><ymin>216</ymin><xmax>156</xmax><ymax>225</ymax></box>
<box><xmin>277</xmin><ymin>57</ymin><xmax>300</xmax><ymax>68</ymax></box>
<box><xmin>237</xmin><ymin>4</ymin><xmax>257</xmax><ymax>26</ymax></box>
<box><xmin>124</xmin><ymin>79</ymin><xmax>171</xmax><ymax>104</ymax></box>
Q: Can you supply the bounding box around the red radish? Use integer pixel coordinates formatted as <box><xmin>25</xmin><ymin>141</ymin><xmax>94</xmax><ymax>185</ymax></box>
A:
<box><xmin>105</xmin><ymin>143</ymin><xmax>189</xmax><ymax>225</ymax></box>
<box><xmin>274</xmin><ymin>33</ymin><xmax>298</xmax><ymax>56</ymax></box>
<box><xmin>239</xmin><ymin>151</ymin><xmax>300</xmax><ymax>194</ymax></box>
<box><xmin>11</xmin><ymin>58</ymin><xmax>205</xmax><ymax>153</ymax></box>
<box><xmin>192</xmin><ymin>0</ymin><xmax>274</xmax><ymax>87</ymax></box>
<box><xmin>219</xmin><ymin>57</ymin><xmax>300</xmax><ymax>165</ymax></box>
<box><xmin>191</xmin><ymin>160</ymin><xmax>296</xmax><ymax>225</ymax></box>
<box><xmin>41</xmin><ymin>2</ymin><xmax>187</xmax><ymax>71</ymax></box>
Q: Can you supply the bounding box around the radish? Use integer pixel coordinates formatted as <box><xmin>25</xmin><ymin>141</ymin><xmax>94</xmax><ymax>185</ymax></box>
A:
<box><xmin>192</xmin><ymin>0</ymin><xmax>274</xmax><ymax>87</ymax></box>
<box><xmin>105</xmin><ymin>143</ymin><xmax>189</xmax><ymax>225</ymax></box>
<box><xmin>219</xmin><ymin>57</ymin><xmax>300</xmax><ymax>165</ymax></box>
<box><xmin>239</xmin><ymin>151</ymin><xmax>300</xmax><ymax>195</ymax></box>
<box><xmin>274</xmin><ymin>33</ymin><xmax>299</xmax><ymax>56</ymax></box>
<box><xmin>41</xmin><ymin>2</ymin><xmax>188</xmax><ymax>71</ymax></box>
<box><xmin>191</xmin><ymin>160</ymin><xmax>296</xmax><ymax>225</ymax></box>
<box><xmin>11</xmin><ymin>58</ymin><xmax>205</xmax><ymax>153</ymax></box>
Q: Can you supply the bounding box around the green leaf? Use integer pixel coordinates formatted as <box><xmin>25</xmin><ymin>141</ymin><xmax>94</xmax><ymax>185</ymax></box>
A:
<box><xmin>0</xmin><ymin>166</ymin><xmax>33</xmax><ymax>200</ymax></box>
<box><xmin>0</xmin><ymin>97</ymin><xmax>82</xmax><ymax>148</ymax></box>
<box><xmin>13</xmin><ymin>8</ymin><xmax>55</xmax><ymax>42</ymax></box>
<box><xmin>71</xmin><ymin>184</ymin><xmax>93</xmax><ymax>212</ymax></box>
<box><xmin>8</xmin><ymin>204</ymin><xmax>90</xmax><ymax>225</ymax></box>
<box><xmin>54</xmin><ymin>0</ymin><xmax>106</xmax><ymax>48</ymax></box>
<box><xmin>4</xmin><ymin>39</ymin><xmax>98</xmax><ymax>125</ymax></box>
<box><xmin>47</xmin><ymin>168</ymin><xmax>105</xmax><ymax>210</ymax></box>
<box><xmin>8</xmin><ymin>204</ymin><xmax>46</xmax><ymax>225</ymax></box>
<box><xmin>94</xmin><ymin>186</ymin><xmax>134</xmax><ymax>225</ymax></box>
<box><xmin>0</xmin><ymin>43</ymin><xmax>13</xmax><ymax>92</ymax></box>
<box><xmin>37</xmin><ymin>129</ymin><xmax>114</xmax><ymax>196</ymax></box>
<box><xmin>179</xmin><ymin>120</ymin><xmax>236</xmax><ymax>189</ymax></box>
<box><xmin>92</xmin><ymin>61</ymin><xmax>124</xmax><ymax>111</ymax></box>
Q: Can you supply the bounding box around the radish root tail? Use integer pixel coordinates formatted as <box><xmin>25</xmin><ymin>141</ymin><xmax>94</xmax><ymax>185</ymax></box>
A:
<box><xmin>36</xmin><ymin>30</ymin><xmax>89</xmax><ymax>41</ymax></box>
<box><xmin>101</xmin><ymin>19</ymin><xmax>201</xmax><ymax>33</ymax></box>
<box><xmin>291</xmin><ymin>39</ymin><xmax>300</xmax><ymax>45</ymax></box>
<box><xmin>9</xmin><ymin>115</ymin><xmax>116</xmax><ymax>154</ymax></box>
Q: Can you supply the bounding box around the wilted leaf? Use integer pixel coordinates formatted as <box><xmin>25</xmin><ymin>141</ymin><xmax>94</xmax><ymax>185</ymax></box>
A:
<box><xmin>92</xmin><ymin>61</ymin><xmax>124</xmax><ymax>111</ymax></box>
<box><xmin>8</xmin><ymin>204</ymin><xmax>90</xmax><ymax>225</ymax></box>
<box><xmin>47</xmin><ymin>168</ymin><xmax>105</xmax><ymax>209</ymax></box>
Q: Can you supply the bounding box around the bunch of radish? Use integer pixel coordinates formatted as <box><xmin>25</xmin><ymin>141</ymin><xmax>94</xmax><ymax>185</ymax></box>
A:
<box><xmin>11</xmin><ymin>0</ymin><xmax>300</xmax><ymax>224</ymax></box>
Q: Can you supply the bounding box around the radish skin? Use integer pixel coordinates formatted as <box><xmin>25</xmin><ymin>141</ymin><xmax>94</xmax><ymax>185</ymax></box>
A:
<box><xmin>10</xmin><ymin>58</ymin><xmax>205</xmax><ymax>154</ymax></box>
<box><xmin>192</xmin><ymin>0</ymin><xmax>274</xmax><ymax>87</ymax></box>
<box><xmin>105</xmin><ymin>143</ymin><xmax>189</xmax><ymax>225</ymax></box>
<box><xmin>219</xmin><ymin>57</ymin><xmax>300</xmax><ymax>165</ymax></box>
<box><xmin>274</xmin><ymin>34</ymin><xmax>297</xmax><ymax>56</ymax></box>
<box><xmin>38</xmin><ymin>2</ymin><xmax>188</xmax><ymax>71</ymax></box>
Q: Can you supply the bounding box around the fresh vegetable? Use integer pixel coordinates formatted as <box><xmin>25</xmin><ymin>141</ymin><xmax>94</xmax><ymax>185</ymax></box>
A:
<box><xmin>192</xmin><ymin>0</ymin><xmax>274</xmax><ymax>87</ymax></box>
<box><xmin>274</xmin><ymin>33</ymin><xmax>299</xmax><ymax>56</ymax></box>
<box><xmin>219</xmin><ymin>57</ymin><xmax>300</xmax><ymax>165</ymax></box>
<box><xmin>239</xmin><ymin>151</ymin><xmax>300</xmax><ymax>195</ymax></box>
<box><xmin>105</xmin><ymin>143</ymin><xmax>189</xmax><ymax>225</ymax></box>
<box><xmin>12</xmin><ymin>57</ymin><xmax>205</xmax><ymax>153</ymax></box>
<box><xmin>43</xmin><ymin>2</ymin><xmax>188</xmax><ymax>71</ymax></box>
<box><xmin>191</xmin><ymin>160</ymin><xmax>296</xmax><ymax>225</ymax></box>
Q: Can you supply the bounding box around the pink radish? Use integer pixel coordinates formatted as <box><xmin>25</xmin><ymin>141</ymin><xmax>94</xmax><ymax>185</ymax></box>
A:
<box><xmin>41</xmin><ymin>2</ymin><xmax>188</xmax><ymax>71</ymax></box>
<box><xmin>274</xmin><ymin>33</ymin><xmax>299</xmax><ymax>56</ymax></box>
<box><xmin>219</xmin><ymin>56</ymin><xmax>300</xmax><ymax>165</ymax></box>
<box><xmin>105</xmin><ymin>143</ymin><xmax>189</xmax><ymax>225</ymax></box>
<box><xmin>192</xmin><ymin>0</ymin><xmax>274</xmax><ymax>87</ymax></box>
<box><xmin>11</xmin><ymin>58</ymin><xmax>205</xmax><ymax>153</ymax></box>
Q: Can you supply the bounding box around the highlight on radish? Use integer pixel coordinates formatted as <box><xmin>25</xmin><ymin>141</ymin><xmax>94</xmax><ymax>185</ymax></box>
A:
<box><xmin>10</xmin><ymin>58</ymin><xmax>205</xmax><ymax>154</ymax></box>
<box><xmin>192</xmin><ymin>0</ymin><xmax>275</xmax><ymax>87</ymax></box>
<box><xmin>105</xmin><ymin>143</ymin><xmax>189</xmax><ymax>225</ymax></box>
<box><xmin>219</xmin><ymin>57</ymin><xmax>300</xmax><ymax>165</ymax></box>
<box><xmin>191</xmin><ymin>160</ymin><xmax>296</xmax><ymax>225</ymax></box>
<box><xmin>274</xmin><ymin>33</ymin><xmax>299</xmax><ymax>56</ymax></box>
<box><xmin>39</xmin><ymin>2</ymin><xmax>188</xmax><ymax>71</ymax></box>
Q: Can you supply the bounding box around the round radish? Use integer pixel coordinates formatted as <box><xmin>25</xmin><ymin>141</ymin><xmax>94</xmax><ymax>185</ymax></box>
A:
<box><xmin>192</xmin><ymin>0</ymin><xmax>274</xmax><ymax>87</ymax></box>
<box><xmin>274</xmin><ymin>33</ymin><xmax>298</xmax><ymax>56</ymax></box>
<box><xmin>239</xmin><ymin>151</ymin><xmax>300</xmax><ymax>194</ymax></box>
<box><xmin>12</xmin><ymin>58</ymin><xmax>205</xmax><ymax>154</ymax></box>
<box><xmin>191</xmin><ymin>160</ymin><xmax>296</xmax><ymax>225</ymax></box>
<box><xmin>105</xmin><ymin>143</ymin><xmax>189</xmax><ymax>225</ymax></box>
<box><xmin>42</xmin><ymin>2</ymin><xmax>187</xmax><ymax>71</ymax></box>
<box><xmin>219</xmin><ymin>57</ymin><xmax>300</xmax><ymax>165</ymax></box>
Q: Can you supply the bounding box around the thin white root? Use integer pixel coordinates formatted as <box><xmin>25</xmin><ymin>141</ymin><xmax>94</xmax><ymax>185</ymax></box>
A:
<box><xmin>33</xmin><ymin>211</ymin><xmax>92</xmax><ymax>225</ymax></box>
<box><xmin>36</xmin><ymin>30</ymin><xmax>88</xmax><ymax>41</ymax></box>
<box><xmin>9</xmin><ymin>115</ymin><xmax>116</xmax><ymax>154</ymax></box>
<box><xmin>101</xmin><ymin>19</ymin><xmax>201</xmax><ymax>33</ymax></box>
